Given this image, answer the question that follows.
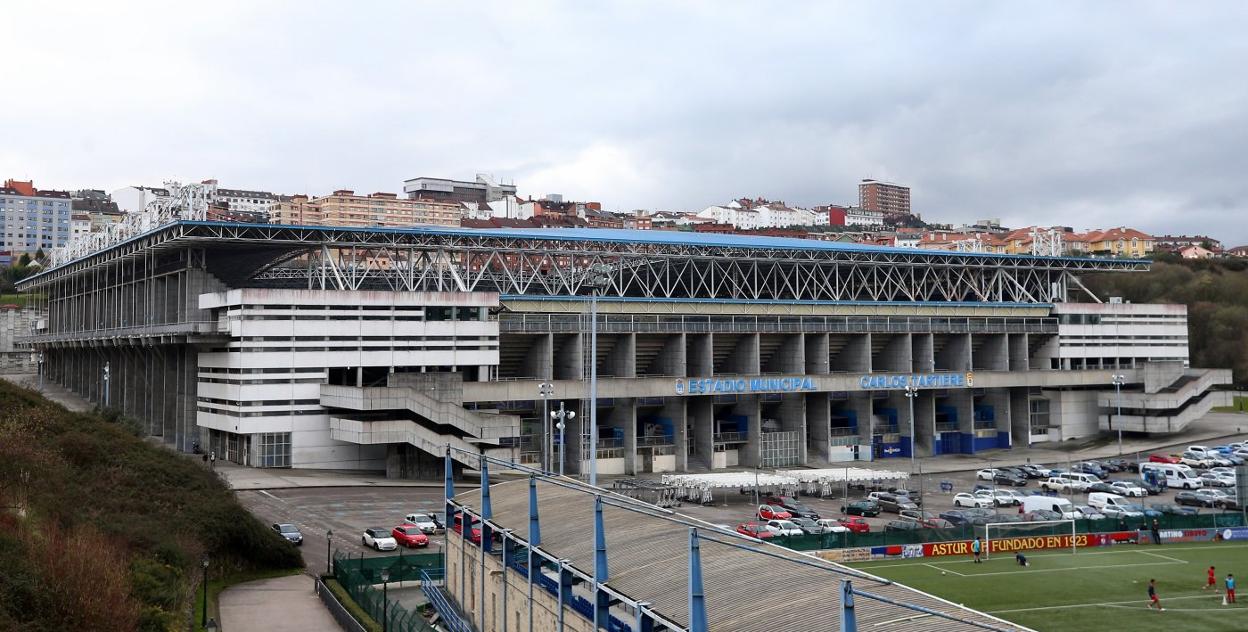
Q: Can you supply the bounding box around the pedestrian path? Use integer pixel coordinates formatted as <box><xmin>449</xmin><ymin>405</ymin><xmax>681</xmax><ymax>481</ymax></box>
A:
<box><xmin>218</xmin><ymin>574</ymin><xmax>340</xmax><ymax>632</ymax></box>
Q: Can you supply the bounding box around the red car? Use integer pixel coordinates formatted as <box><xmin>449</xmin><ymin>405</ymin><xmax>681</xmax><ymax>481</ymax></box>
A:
<box><xmin>1149</xmin><ymin>453</ymin><xmax>1181</xmax><ymax>464</ymax></box>
<box><xmin>757</xmin><ymin>504</ymin><xmax>792</xmax><ymax>521</ymax></box>
<box><xmin>453</xmin><ymin>514</ymin><xmax>482</xmax><ymax>544</ymax></box>
<box><xmin>391</xmin><ymin>524</ymin><xmax>430</xmax><ymax>548</ymax></box>
<box><xmin>840</xmin><ymin>517</ymin><xmax>871</xmax><ymax>534</ymax></box>
<box><xmin>735</xmin><ymin>522</ymin><xmax>776</xmax><ymax>539</ymax></box>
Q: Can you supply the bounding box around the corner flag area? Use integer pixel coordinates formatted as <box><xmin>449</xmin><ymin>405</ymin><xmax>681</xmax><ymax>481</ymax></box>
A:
<box><xmin>849</xmin><ymin>542</ymin><xmax>1248</xmax><ymax>631</ymax></box>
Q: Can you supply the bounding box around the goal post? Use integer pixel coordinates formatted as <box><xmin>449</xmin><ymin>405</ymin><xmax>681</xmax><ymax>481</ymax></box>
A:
<box><xmin>983</xmin><ymin>519</ymin><xmax>1077</xmax><ymax>560</ymax></box>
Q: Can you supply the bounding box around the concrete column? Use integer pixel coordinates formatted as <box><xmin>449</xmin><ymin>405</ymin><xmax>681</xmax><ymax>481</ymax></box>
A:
<box><xmin>832</xmin><ymin>335</ymin><xmax>870</xmax><ymax>373</ymax></box>
<box><xmin>806</xmin><ymin>393</ymin><xmax>830</xmax><ymax>464</ymax></box>
<box><xmin>608</xmin><ymin>399</ymin><xmax>637</xmax><ymax>474</ymax></box>
<box><xmin>984</xmin><ymin>388</ymin><xmax>1012</xmax><ymax>449</ymax></box>
<box><xmin>1007</xmin><ymin>334</ymin><xmax>1029</xmax><ymax>372</ymax></box>
<box><xmin>687</xmin><ymin>334</ymin><xmax>712</xmax><ymax>377</ymax></box>
<box><xmin>915</xmin><ymin>392</ymin><xmax>937</xmax><ymax>456</ymax></box>
<box><xmin>736</xmin><ymin>396</ymin><xmax>761</xmax><ymax>468</ymax></box>
<box><xmin>913</xmin><ymin>332</ymin><xmax>933</xmax><ymax>372</ymax></box>
<box><xmin>804</xmin><ymin>333</ymin><xmax>829</xmax><ymax>375</ymax></box>
<box><xmin>974</xmin><ymin>334</ymin><xmax>1008</xmax><ymax>371</ymax></box>
<box><xmin>553</xmin><ymin>333</ymin><xmax>582</xmax><ymax>381</ymax></box>
<box><xmin>607</xmin><ymin>333</ymin><xmax>636</xmax><ymax>378</ymax></box>
<box><xmin>662</xmin><ymin>398</ymin><xmax>688</xmax><ymax>471</ymax></box>
<box><xmin>523</xmin><ymin>334</ymin><xmax>553</xmax><ymax>380</ymax></box>
<box><xmin>953</xmin><ymin>390</ymin><xmax>975</xmax><ymax>438</ymax></box>
<box><xmin>648</xmin><ymin>333</ymin><xmax>686</xmax><ymax>377</ymax></box>
<box><xmin>1010</xmin><ymin>387</ymin><xmax>1032</xmax><ymax>446</ymax></box>
<box><xmin>935</xmin><ymin>334</ymin><xmax>971</xmax><ymax>372</ymax></box>
<box><xmin>763</xmin><ymin>334</ymin><xmax>804</xmax><ymax>374</ymax></box>
<box><xmin>875</xmin><ymin>335</ymin><xmax>911</xmax><ymax>373</ymax></box>
<box><xmin>690</xmin><ymin>397</ymin><xmax>714</xmax><ymax>469</ymax></box>
<box><xmin>778</xmin><ymin>393</ymin><xmax>807</xmax><ymax>464</ymax></box>
<box><xmin>723</xmin><ymin>334</ymin><xmax>759</xmax><ymax>375</ymax></box>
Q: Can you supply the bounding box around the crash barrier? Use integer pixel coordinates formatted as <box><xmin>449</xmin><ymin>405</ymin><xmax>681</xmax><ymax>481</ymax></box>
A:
<box><xmin>331</xmin><ymin>550</ymin><xmax>443</xmax><ymax>632</ymax></box>
<box><xmin>773</xmin><ymin>512</ymin><xmax>1247</xmax><ymax>551</ymax></box>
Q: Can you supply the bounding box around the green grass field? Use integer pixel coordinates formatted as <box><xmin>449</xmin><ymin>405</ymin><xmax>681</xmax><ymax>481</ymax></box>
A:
<box><xmin>850</xmin><ymin>542</ymin><xmax>1248</xmax><ymax>631</ymax></box>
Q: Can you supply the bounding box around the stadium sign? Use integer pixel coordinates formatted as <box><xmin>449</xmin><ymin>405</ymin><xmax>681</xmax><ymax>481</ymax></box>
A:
<box><xmin>923</xmin><ymin>533</ymin><xmax>1099</xmax><ymax>557</ymax></box>
<box><xmin>858</xmin><ymin>372</ymin><xmax>975</xmax><ymax>390</ymax></box>
<box><xmin>675</xmin><ymin>376</ymin><xmax>816</xmax><ymax>395</ymax></box>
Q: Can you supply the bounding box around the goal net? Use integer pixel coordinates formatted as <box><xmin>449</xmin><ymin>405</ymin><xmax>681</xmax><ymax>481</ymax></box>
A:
<box><xmin>983</xmin><ymin>519</ymin><xmax>1077</xmax><ymax>560</ymax></box>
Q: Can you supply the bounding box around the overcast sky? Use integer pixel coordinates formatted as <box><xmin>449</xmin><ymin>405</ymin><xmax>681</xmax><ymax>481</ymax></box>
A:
<box><xmin>3</xmin><ymin>2</ymin><xmax>1247</xmax><ymax>243</ymax></box>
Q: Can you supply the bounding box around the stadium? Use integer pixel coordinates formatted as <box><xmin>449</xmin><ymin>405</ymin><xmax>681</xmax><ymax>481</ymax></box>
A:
<box><xmin>15</xmin><ymin>218</ymin><xmax>1231</xmax><ymax>476</ymax></box>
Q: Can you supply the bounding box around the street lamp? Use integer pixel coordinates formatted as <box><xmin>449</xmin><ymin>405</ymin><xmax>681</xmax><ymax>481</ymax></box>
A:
<box><xmin>550</xmin><ymin>403</ymin><xmax>575</xmax><ymax>477</ymax></box>
<box><xmin>585</xmin><ymin>263</ymin><xmax>612</xmax><ymax>487</ymax></box>
<box><xmin>102</xmin><ymin>361</ymin><xmax>111</xmax><ymax>409</ymax></box>
<box><xmin>37</xmin><ymin>352</ymin><xmax>44</xmax><ymax>390</ymax></box>
<box><xmin>904</xmin><ymin>385</ymin><xmax>918</xmax><ymax>472</ymax></box>
<box><xmin>1111</xmin><ymin>374</ymin><xmax>1127</xmax><ymax>456</ymax></box>
<box><xmin>539</xmin><ymin>382</ymin><xmax>554</xmax><ymax>471</ymax></box>
<box><xmin>326</xmin><ymin>529</ymin><xmax>333</xmax><ymax>577</ymax></box>
<box><xmin>200</xmin><ymin>555</ymin><xmax>209</xmax><ymax>628</ymax></box>
<box><xmin>379</xmin><ymin>568</ymin><xmax>390</xmax><ymax>632</ymax></box>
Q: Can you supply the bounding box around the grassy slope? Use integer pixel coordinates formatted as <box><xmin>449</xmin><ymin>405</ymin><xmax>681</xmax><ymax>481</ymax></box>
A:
<box><xmin>852</xmin><ymin>541</ymin><xmax>1248</xmax><ymax>632</ymax></box>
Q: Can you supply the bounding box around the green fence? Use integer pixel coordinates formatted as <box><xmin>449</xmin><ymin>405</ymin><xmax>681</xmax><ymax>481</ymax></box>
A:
<box><xmin>332</xmin><ymin>550</ymin><xmax>442</xmax><ymax>632</ymax></box>
<box><xmin>773</xmin><ymin>512</ymin><xmax>1248</xmax><ymax>551</ymax></box>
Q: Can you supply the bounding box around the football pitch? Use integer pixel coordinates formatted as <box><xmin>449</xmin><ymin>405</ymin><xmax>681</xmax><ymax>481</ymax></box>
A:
<box><xmin>848</xmin><ymin>542</ymin><xmax>1248</xmax><ymax>632</ymax></box>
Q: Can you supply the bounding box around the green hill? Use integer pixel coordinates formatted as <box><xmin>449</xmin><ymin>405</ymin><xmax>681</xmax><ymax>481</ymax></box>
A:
<box><xmin>0</xmin><ymin>381</ymin><xmax>302</xmax><ymax>631</ymax></box>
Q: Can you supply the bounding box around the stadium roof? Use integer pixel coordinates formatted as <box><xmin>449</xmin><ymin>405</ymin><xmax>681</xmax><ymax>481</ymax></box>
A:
<box><xmin>455</xmin><ymin>478</ymin><xmax>1028</xmax><ymax>631</ymax></box>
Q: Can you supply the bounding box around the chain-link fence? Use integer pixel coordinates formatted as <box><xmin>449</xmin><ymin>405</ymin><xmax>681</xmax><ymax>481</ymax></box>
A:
<box><xmin>773</xmin><ymin>511</ymin><xmax>1248</xmax><ymax>551</ymax></box>
<box><xmin>332</xmin><ymin>550</ymin><xmax>442</xmax><ymax>632</ymax></box>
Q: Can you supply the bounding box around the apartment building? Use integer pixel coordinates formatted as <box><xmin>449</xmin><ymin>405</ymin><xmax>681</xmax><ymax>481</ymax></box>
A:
<box><xmin>269</xmin><ymin>191</ymin><xmax>461</xmax><ymax>228</ymax></box>
<box><xmin>859</xmin><ymin>179</ymin><xmax>911</xmax><ymax>215</ymax></box>
<box><xmin>1</xmin><ymin>179</ymin><xmax>72</xmax><ymax>255</ymax></box>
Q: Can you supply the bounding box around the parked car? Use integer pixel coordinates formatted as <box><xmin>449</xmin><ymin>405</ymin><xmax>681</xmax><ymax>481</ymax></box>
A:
<box><xmin>1027</xmin><ymin>509</ymin><xmax>1065</xmax><ymax>521</ymax></box>
<box><xmin>391</xmin><ymin>524</ymin><xmax>430</xmax><ymax>548</ymax></box>
<box><xmin>736</xmin><ymin>522</ymin><xmax>776</xmax><ymax>539</ymax></box>
<box><xmin>272</xmin><ymin>523</ymin><xmax>303</xmax><ymax>545</ymax></box>
<box><xmin>765</xmin><ymin>496</ymin><xmax>821</xmax><ymax>520</ymax></box>
<box><xmin>1175</xmin><ymin>491</ymin><xmax>1220</xmax><ymax>508</ymax></box>
<box><xmin>1137</xmin><ymin>479</ymin><xmax>1167</xmax><ymax>495</ymax></box>
<box><xmin>1085</xmin><ymin>482</ymin><xmax>1116</xmax><ymax>494</ymax></box>
<box><xmin>452</xmin><ymin>514</ymin><xmax>482</xmax><ymax>544</ymax></box>
<box><xmin>1021</xmin><ymin>464</ymin><xmax>1052</xmax><ymax>478</ymax></box>
<box><xmin>1200</xmin><ymin>472</ymin><xmax>1235</xmax><ymax>488</ymax></box>
<box><xmin>976</xmin><ymin>468</ymin><xmax>1000</xmax><ymax>481</ymax></box>
<box><xmin>993</xmin><ymin>472</ymin><xmax>1028</xmax><ymax>487</ymax></box>
<box><xmin>758</xmin><ymin>504</ymin><xmax>793</xmax><ymax>521</ymax></box>
<box><xmin>790</xmin><ymin>516</ymin><xmax>829</xmax><ymax>535</ymax></box>
<box><xmin>362</xmin><ymin>527</ymin><xmax>398</xmax><ymax>551</ymax></box>
<box><xmin>1149</xmin><ymin>503</ymin><xmax>1198</xmax><ymax>517</ymax></box>
<box><xmin>868</xmin><ymin>492</ymin><xmax>919</xmax><ymax>514</ymax></box>
<box><xmin>842</xmin><ymin>500</ymin><xmax>881</xmax><ymax>517</ymax></box>
<box><xmin>403</xmin><ymin>513</ymin><xmax>441</xmax><ymax>534</ymax></box>
<box><xmin>1075</xmin><ymin>462</ymin><xmax>1108</xmax><ymax>479</ymax></box>
<box><xmin>1220</xmin><ymin>498</ymin><xmax>1243</xmax><ymax>511</ymax></box>
<box><xmin>814</xmin><ymin>518</ymin><xmax>852</xmax><ymax>534</ymax></box>
<box><xmin>1109</xmin><ymin>481</ymin><xmax>1147</xmax><ymax>497</ymax></box>
<box><xmin>1149</xmin><ymin>453</ymin><xmax>1181</xmax><ymax>464</ymax></box>
<box><xmin>974</xmin><ymin>489</ymin><xmax>1021</xmax><ymax>507</ymax></box>
<box><xmin>1122</xmin><ymin>503</ymin><xmax>1163</xmax><ymax>519</ymax></box>
<box><xmin>938</xmin><ymin>510</ymin><xmax>975</xmax><ymax>526</ymax></box>
<box><xmin>884</xmin><ymin>520</ymin><xmax>923</xmax><ymax>532</ymax></box>
<box><xmin>1073</xmin><ymin>505</ymin><xmax>1105</xmax><ymax>520</ymax></box>
<box><xmin>839</xmin><ymin>517</ymin><xmax>871</xmax><ymax>533</ymax></box>
<box><xmin>1040</xmin><ymin>477</ymin><xmax>1076</xmax><ymax>493</ymax></box>
<box><xmin>764</xmin><ymin>519</ymin><xmax>804</xmax><ymax>537</ymax></box>
<box><xmin>954</xmin><ymin>493</ymin><xmax>993</xmax><ymax>509</ymax></box>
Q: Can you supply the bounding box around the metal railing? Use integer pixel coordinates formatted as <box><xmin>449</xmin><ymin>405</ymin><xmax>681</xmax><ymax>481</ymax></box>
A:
<box><xmin>498</xmin><ymin>313</ymin><xmax>1058</xmax><ymax>335</ymax></box>
<box><xmin>418</xmin><ymin>569</ymin><xmax>473</xmax><ymax>632</ymax></box>
<box><xmin>713</xmin><ymin>431</ymin><xmax>747</xmax><ymax>444</ymax></box>
<box><xmin>934</xmin><ymin>422</ymin><xmax>959</xmax><ymax>432</ymax></box>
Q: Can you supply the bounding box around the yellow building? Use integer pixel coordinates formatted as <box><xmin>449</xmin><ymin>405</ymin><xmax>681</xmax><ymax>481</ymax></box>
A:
<box><xmin>1080</xmin><ymin>227</ymin><xmax>1154</xmax><ymax>258</ymax></box>
<box><xmin>269</xmin><ymin>190</ymin><xmax>461</xmax><ymax>228</ymax></box>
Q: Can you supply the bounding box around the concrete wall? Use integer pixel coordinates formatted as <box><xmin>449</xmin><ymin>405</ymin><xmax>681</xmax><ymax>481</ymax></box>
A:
<box><xmin>0</xmin><ymin>308</ymin><xmax>37</xmax><ymax>374</ymax></box>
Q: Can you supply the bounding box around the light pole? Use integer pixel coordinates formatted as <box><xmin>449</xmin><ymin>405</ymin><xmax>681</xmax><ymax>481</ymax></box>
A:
<box><xmin>200</xmin><ymin>555</ymin><xmax>209</xmax><ymax>628</ymax></box>
<box><xmin>904</xmin><ymin>385</ymin><xmax>918</xmax><ymax>472</ymax></box>
<box><xmin>550</xmin><ymin>402</ymin><xmax>575</xmax><ymax>477</ymax></box>
<box><xmin>37</xmin><ymin>352</ymin><xmax>44</xmax><ymax>390</ymax></box>
<box><xmin>102</xmin><ymin>360</ymin><xmax>110</xmax><ymax>409</ymax></box>
<box><xmin>1111</xmin><ymin>374</ymin><xmax>1126</xmax><ymax>456</ymax></box>
<box><xmin>380</xmin><ymin>568</ymin><xmax>390</xmax><ymax>632</ymax></box>
<box><xmin>539</xmin><ymin>382</ymin><xmax>554</xmax><ymax>471</ymax></box>
<box><xmin>586</xmin><ymin>263</ymin><xmax>612</xmax><ymax>487</ymax></box>
<box><xmin>326</xmin><ymin>529</ymin><xmax>333</xmax><ymax>577</ymax></box>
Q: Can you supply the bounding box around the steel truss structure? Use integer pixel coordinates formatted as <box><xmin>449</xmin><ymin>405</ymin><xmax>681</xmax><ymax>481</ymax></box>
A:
<box><xmin>22</xmin><ymin>221</ymin><xmax>1147</xmax><ymax>304</ymax></box>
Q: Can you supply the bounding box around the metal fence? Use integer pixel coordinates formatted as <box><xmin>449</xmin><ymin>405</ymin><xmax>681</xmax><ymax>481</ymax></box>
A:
<box><xmin>771</xmin><ymin>512</ymin><xmax>1248</xmax><ymax>551</ymax></box>
<box><xmin>331</xmin><ymin>550</ymin><xmax>443</xmax><ymax>632</ymax></box>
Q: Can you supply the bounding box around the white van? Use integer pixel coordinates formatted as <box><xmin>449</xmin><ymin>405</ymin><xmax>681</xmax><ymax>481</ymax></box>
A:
<box><xmin>1021</xmin><ymin>496</ymin><xmax>1078</xmax><ymax>519</ymax></box>
<box><xmin>1057</xmin><ymin>472</ymin><xmax>1100</xmax><ymax>490</ymax></box>
<box><xmin>1141</xmin><ymin>463</ymin><xmax>1203</xmax><ymax>490</ymax></box>
<box><xmin>1087</xmin><ymin>492</ymin><xmax>1140</xmax><ymax>517</ymax></box>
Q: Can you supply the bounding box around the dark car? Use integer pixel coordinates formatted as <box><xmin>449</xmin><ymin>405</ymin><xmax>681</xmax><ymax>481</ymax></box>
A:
<box><xmin>842</xmin><ymin>500</ymin><xmax>881</xmax><ymax>517</ymax></box>
<box><xmin>1220</xmin><ymin>498</ymin><xmax>1243</xmax><ymax>511</ymax></box>
<box><xmin>993</xmin><ymin>472</ymin><xmax>1028</xmax><ymax>487</ymax></box>
<box><xmin>790</xmin><ymin>516</ymin><xmax>826</xmax><ymax>535</ymax></box>
<box><xmin>939</xmin><ymin>510</ymin><xmax>974</xmax><ymax>526</ymax></box>
<box><xmin>272</xmin><ymin>523</ymin><xmax>303</xmax><ymax>545</ymax></box>
<box><xmin>1086</xmin><ymin>482</ymin><xmax>1116</xmax><ymax>494</ymax></box>
<box><xmin>1175</xmin><ymin>491</ymin><xmax>1219</xmax><ymax>508</ymax></box>
<box><xmin>1149</xmin><ymin>503</ymin><xmax>1198</xmax><ymax>516</ymax></box>
<box><xmin>1076</xmin><ymin>462</ymin><xmax>1108</xmax><ymax>478</ymax></box>
<box><xmin>1025</xmin><ymin>509</ymin><xmax>1063</xmax><ymax>521</ymax></box>
<box><xmin>765</xmin><ymin>495</ymin><xmax>821</xmax><ymax>520</ymax></box>
<box><xmin>884</xmin><ymin>520</ymin><xmax>923</xmax><ymax>532</ymax></box>
<box><xmin>877</xmin><ymin>496</ymin><xmax>919</xmax><ymax>514</ymax></box>
<box><xmin>1100</xmin><ymin>459</ymin><xmax>1126</xmax><ymax>473</ymax></box>
<box><xmin>1019</xmin><ymin>464</ymin><xmax>1050</xmax><ymax>479</ymax></box>
<box><xmin>1137</xmin><ymin>479</ymin><xmax>1166</xmax><ymax>495</ymax></box>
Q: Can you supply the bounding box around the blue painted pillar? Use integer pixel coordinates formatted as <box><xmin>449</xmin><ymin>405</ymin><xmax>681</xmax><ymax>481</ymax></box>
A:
<box><xmin>593</xmin><ymin>495</ymin><xmax>610</xmax><ymax>630</ymax></box>
<box><xmin>528</xmin><ymin>476</ymin><xmax>541</xmax><ymax>632</ymax></box>
<box><xmin>688</xmin><ymin>528</ymin><xmax>707</xmax><ymax>632</ymax></box>
<box><xmin>481</xmin><ymin>454</ymin><xmax>493</xmax><ymax>553</ymax></box>
<box><xmin>840</xmin><ymin>580</ymin><xmax>857</xmax><ymax>632</ymax></box>
<box><xmin>635</xmin><ymin>601</ymin><xmax>653</xmax><ymax>632</ymax></box>
<box><xmin>558</xmin><ymin>560</ymin><xmax>573</xmax><ymax>632</ymax></box>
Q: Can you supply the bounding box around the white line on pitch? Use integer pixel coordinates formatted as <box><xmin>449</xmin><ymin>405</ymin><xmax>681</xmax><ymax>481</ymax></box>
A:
<box><xmin>989</xmin><ymin>593</ymin><xmax>1216</xmax><ymax>614</ymax></box>
<box><xmin>923</xmin><ymin>563</ymin><xmax>965</xmax><ymax>577</ymax></box>
<box><xmin>1139</xmin><ymin>550</ymin><xmax>1189</xmax><ymax>564</ymax></box>
<box><xmin>959</xmin><ymin>560</ymin><xmax>1185</xmax><ymax>577</ymax></box>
